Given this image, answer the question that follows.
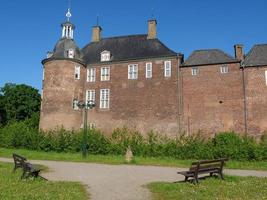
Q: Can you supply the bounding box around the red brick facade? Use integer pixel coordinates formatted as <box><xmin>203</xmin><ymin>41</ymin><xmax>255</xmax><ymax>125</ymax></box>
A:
<box><xmin>39</xmin><ymin>19</ymin><xmax>267</xmax><ymax>136</ymax></box>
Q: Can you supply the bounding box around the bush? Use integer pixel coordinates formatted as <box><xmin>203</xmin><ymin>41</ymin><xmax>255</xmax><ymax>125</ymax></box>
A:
<box><xmin>0</xmin><ymin>121</ymin><xmax>266</xmax><ymax>161</ymax></box>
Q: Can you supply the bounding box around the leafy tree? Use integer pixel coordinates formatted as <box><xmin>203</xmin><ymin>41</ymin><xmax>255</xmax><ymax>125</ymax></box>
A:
<box><xmin>0</xmin><ymin>83</ymin><xmax>41</xmax><ymax>123</ymax></box>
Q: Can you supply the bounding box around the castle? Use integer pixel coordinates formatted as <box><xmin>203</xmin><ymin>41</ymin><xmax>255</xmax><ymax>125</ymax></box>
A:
<box><xmin>40</xmin><ymin>10</ymin><xmax>267</xmax><ymax>137</ymax></box>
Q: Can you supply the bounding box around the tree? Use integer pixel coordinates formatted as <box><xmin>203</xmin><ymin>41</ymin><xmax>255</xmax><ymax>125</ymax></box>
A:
<box><xmin>0</xmin><ymin>83</ymin><xmax>41</xmax><ymax>123</ymax></box>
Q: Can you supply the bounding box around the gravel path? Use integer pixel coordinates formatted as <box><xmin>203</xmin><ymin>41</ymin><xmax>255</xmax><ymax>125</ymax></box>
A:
<box><xmin>1</xmin><ymin>158</ymin><xmax>267</xmax><ymax>200</ymax></box>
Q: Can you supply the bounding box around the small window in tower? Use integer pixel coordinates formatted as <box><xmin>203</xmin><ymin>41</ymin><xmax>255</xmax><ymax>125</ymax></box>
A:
<box><xmin>191</xmin><ymin>67</ymin><xmax>198</xmax><ymax>76</ymax></box>
<box><xmin>68</xmin><ymin>49</ymin><xmax>75</xmax><ymax>58</ymax></box>
<box><xmin>101</xmin><ymin>50</ymin><xmax>110</xmax><ymax>62</ymax></box>
<box><xmin>75</xmin><ymin>66</ymin><xmax>80</xmax><ymax>80</ymax></box>
<box><xmin>220</xmin><ymin>65</ymin><xmax>229</xmax><ymax>74</ymax></box>
<box><xmin>265</xmin><ymin>71</ymin><xmax>267</xmax><ymax>86</ymax></box>
<box><xmin>73</xmin><ymin>99</ymin><xmax>79</xmax><ymax>110</ymax></box>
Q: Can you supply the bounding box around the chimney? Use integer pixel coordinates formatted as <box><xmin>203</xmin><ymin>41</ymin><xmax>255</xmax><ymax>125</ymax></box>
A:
<box><xmin>92</xmin><ymin>26</ymin><xmax>102</xmax><ymax>42</ymax></box>
<box><xmin>234</xmin><ymin>44</ymin><xmax>244</xmax><ymax>61</ymax></box>
<box><xmin>147</xmin><ymin>19</ymin><xmax>157</xmax><ymax>39</ymax></box>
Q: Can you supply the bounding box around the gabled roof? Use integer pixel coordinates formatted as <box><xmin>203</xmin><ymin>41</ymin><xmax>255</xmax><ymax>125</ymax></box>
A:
<box><xmin>183</xmin><ymin>49</ymin><xmax>237</xmax><ymax>66</ymax></box>
<box><xmin>244</xmin><ymin>44</ymin><xmax>267</xmax><ymax>67</ymax></box>
<box><xmin>81</xmin><ymin>34</ymin><xmax>177</xmax><ymax>64</ymax></box>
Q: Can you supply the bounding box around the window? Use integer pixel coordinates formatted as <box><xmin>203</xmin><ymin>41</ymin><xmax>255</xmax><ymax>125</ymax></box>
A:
<box><xmin>68</xmin><ymin>49</ymin><xmax>75</xmax><ymax>58</ymax></box>
<box><xmin>75</xmin><ymin>66</ymin><xmax>80</xmax><ymax>80</ymax></box>
<box><xmin>164</xmin><ymin>61</ymin><xmax>171</xmax><ymax>77</ymax></box>
<box><xmin>100</xmin><ymin>89</ymin><xmax>110</xmax><ymax>109</ymax></box>
<box><xmin>86</xmin><ymin>90</ymin><xmax>95</xmax><ymax>105</ymax></box>
<box><xmin>191</xmin><ymin>67</ymin><xmax>198</xmax><ymax>76</ymax></box>
<box><xmin>42</xmin><ymin>68</ymin><xmax>45</xmax><ymax>80</ymax></box>
<box><xmin>101</xmin><ymin>67</ymin><xmax>110</xmax><ymax>81</ymax></box>
<box><xmin>128</xmin><ymin>64</ymin><xmax>138</xmax><ymax>79</ymax></box>
<box><xmin>146</xmin><ymin>62</ymin><xmax>153</xmax><ymax>78</ymax></box>
<box><xmin>87</xmin><ymin>68</ymin><xmax>96</xmax><ymax>82</ymax></box>
<box><xmin>73</xmin><ymin>99</ymin><xmax>79</xmax><ymax>110</ymax></box>
<box><xmin>101</xmin><ymin>50</ymin><xmax>110</xmax><ymax>62</ymax></box>
<box><xmin>220</xmin><ymin>65</ymin><xmax>229</xmax><ymax>74</ymax></box>
<box><xmin>265</xmin><ymin>71</ymin><xmax>267</xmax><ymax>86</ymax></box>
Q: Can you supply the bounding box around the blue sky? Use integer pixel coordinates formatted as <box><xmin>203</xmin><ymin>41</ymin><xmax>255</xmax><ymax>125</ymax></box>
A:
<box><xmin>0</xmin><ymin>0</ymin><xmax>266</xmax><ymax>91</ymax></box>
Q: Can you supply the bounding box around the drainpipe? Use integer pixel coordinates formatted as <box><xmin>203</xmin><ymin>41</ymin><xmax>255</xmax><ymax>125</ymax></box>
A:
<box><xmin>241</xmin><ymin>64</ymin><xmax>248</xmax><ymax>135</ymax></box>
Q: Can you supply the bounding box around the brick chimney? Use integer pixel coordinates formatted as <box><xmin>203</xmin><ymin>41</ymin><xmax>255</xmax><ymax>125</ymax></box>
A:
<box><xmin>92</xmin><ymin>26</ymin><xmax>102</xmax><ymax>42</ymax></box>
<box><xmin>234</xmin><ymin>44</ymin><xmax>244</xmax><ymax>61</ymax></box>
<box><xmin>147</xmin><ymin>19</ymin><xmax>157</xmax><ymax>39</ymax></box>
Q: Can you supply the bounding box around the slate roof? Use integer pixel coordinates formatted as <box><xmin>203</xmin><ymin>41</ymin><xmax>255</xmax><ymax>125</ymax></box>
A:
<box><xmin>183</xmin><ymin>49</ymin><xmax>237</xmax><ymax>66</ymax></box>
<box><xmin>81</xmin><ymin>34</ymin><xmax>177</xmax><ymax>64</ymax></box>
<box><xmin>244</xmin><ymin>44</ymin><xmax>267</xmax><ymax>67</ymax></box>
<box><xmin>51</xmin><ymin>38</ymin><xmax>83</xmax><ymax>61</ymax></box>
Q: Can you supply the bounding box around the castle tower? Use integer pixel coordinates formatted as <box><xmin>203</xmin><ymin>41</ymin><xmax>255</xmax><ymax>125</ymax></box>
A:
<box><xmin>40</xmin><ymin>9</ymin><xmax>86</xmax><ymax>130</ymax></box>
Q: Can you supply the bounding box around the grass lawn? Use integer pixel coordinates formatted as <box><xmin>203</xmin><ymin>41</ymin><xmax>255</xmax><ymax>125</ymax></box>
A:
<box><xmin>1</xmin><ymin>147</ymin><xmax>267</xmax><ymax>171</ymax></box>
<box><xmin>0</xmin><ymin>162</ymin><xmax>89</xmax><ymax>200</ymax></box>
<box><xmin>148</xmin><ymin>176</ymin><xmax>267</xmax><ymax>200</ymax></box>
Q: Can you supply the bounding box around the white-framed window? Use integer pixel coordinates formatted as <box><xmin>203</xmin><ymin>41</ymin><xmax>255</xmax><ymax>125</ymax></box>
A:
<box><xmin>100</xmin><ymin>89</ymin><xmax>110</xmax><ymax>109</ymax></box>
<box><xmin>101</xmin><ymin>67</ymin><xmax>110</xmax><ymax>81</ymax></box>
<box><xmin>42</xmin><ymin>68</ymin><xmax>45</xmax><ymax>80</ymax></box>
<box><xmin>86</xmin><ymin>90</ymin><xmax>95</xmax><ymax>104</ymax></box>
<box><xmin>191</xmin><ymin>67</ymin><xmax>198</xmax><ymax>76</ymax></box>
<box><xmin>265</xmin><ymin>71</ymin><xmax>267</xmax><ymax>86</ymax></box>
<box><xmin>164</xmin><ymin>61</ymin><xmax>172</xmax><ymax>77</ymax></box>
<box><xmin>74</xmin><ymin>66</ymin><xmax>80</xmax><ymax>80</ymax></box>
<box><xmin>220</xmin><ymin>65</ymin><xmax>229</xmax><ymax>74</ymax></box>
<box><xmin>128</xmin><ymin>64</ymin><xmax>138</xmax><ymax>79</ymax></box>
<box><xmin>87</xmin><ymin>68</ymin><xmax>96</xmax><ymax>82</ymax></box>
<box><xmin>101</xmin><ymin>50</ymin><xmax>110</xmax><ymax>62</ymax></box>
<box><xmin>73</xmin><ymin>99</ymin><xmax>79</xmax><ymax>110</ymax></box>
<box><xmin>68</xmin><ymin>49</ymin><xmax>75</xmax><ymax>58</ymax></box>
<box><xmin>146</xmin><ymin>62</ymin><xmax>153</xmax><ymax>78</ymax></box>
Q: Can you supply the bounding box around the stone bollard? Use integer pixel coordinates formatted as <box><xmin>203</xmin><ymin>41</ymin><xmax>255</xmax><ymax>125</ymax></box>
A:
<box><xmin>125</xmin><ymin>146</ymin><xmax>133</xmax><ymax>163</ymax></box>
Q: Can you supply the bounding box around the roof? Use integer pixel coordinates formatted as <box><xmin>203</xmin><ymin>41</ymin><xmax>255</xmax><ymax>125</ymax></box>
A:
<box><xmin>244</xmin><ymin>44</ymin><xmax>267</xmax><ymax>67</ymax></box>
<box><xmin>81</xmin><ymin>34</ymin><xmax>177</xmax><ymax>64</ymax></box>
<box><xmin>50</xmin><ymin>38</ymin><xmax>83</xmax><ymax>61</ymax></box>
<box><xmin>183</xmin><ymin>49</ymin><xmax>237</xmax><ymax>66</ymax></box>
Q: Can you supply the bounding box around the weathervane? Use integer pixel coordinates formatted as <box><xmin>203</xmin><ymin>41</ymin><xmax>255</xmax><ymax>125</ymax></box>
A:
<box><xmin>66</xmin><ymin>0</ymin><xmax>72</xmax><ymax>22</ymax></box>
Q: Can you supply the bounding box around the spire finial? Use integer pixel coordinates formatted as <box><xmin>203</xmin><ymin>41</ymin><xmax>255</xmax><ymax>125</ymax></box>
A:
<box><xmin>96</xmin><ymin>14</ymin><xmax>99</xmax><ymax>26</ymax></box>
<box><xmin>66</xmin><ymin>0</ymin><xmax>72</xmax><ymax>22</ymax></box>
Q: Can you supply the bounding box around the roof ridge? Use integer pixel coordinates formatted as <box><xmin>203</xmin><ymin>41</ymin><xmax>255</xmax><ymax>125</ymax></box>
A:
<box><xmin>102</xmin><ymin>34</ymin><xmax>147</xmax><ymax>40</ymax></box>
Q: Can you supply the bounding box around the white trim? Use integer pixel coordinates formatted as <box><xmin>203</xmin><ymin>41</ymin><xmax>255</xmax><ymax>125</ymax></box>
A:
<box><xmin>86</xmin><ymin>90</ymin><xmax>96</xmax><ymax>104</ymax></box>
<box><xmin>101</xmin><ymin>66</ymin><xmax>110</xmax><ymax>81</ymax></box>
<box><xmin>220</xmin><ymin>65</ymin><xmax>229</xmax><ymax>74</ymax></box>
<box><xmin>146</xmin><ymin>62</ymin><xmax>152</xmax><ymax>78</ymax></box>
<box><xmin>191</xmin><ymin>67</ymin><xmax>198</xmax><ymax>76</ymax></box>
<box><xmin>128</xmin><ymin>64</ymin><xmax>138</xmax><ymax>79</ymax></box>
<box><xmin>87</xmin><ymin>68</ymin><xmax>96</xmax><ymax>82</ymax></box>
<box><xmin>75</xmin><ymin>66</ymin><xmax>80</xmax><ymax>80</ymax></box>
<box><xmin>164</xmin><ymin>61</ymin><xmax>171</xmax><ymax>77</ymax></box>
<box><xmin>265</xmin><ymin>71</ymin><xmax>267</xmax><ymax>86</ymax></box>
<box><xmin>100</xmin><ymin>89</ymin><xmax>110</xmax><ymax>109</ymax></box>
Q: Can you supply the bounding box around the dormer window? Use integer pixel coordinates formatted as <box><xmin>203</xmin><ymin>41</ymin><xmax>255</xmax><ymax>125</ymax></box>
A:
<box><xmin>101</xmin><ymin>50</ymin><xmax>110</xmax><ymax>62</ymax></box>
<box><xmin>68</xmin><ymin>49</ymin><xmax>75</xmax><ymax>58</ymax></box>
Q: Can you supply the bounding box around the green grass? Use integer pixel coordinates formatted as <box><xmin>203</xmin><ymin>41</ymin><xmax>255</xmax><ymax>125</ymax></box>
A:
<box><xmin>148</xmin><ymin>176</ymin><xmax>267</xmax><ymax>200</ymax></box>
<box><xmin>0</xmin><ymin>162</ymin><xmax>89</xmax><ymax>200</ymax></box>
<box><xmin>1</xmin><ymin>148</ymin><xmax>267</xmax><ymax>171</ymax></box>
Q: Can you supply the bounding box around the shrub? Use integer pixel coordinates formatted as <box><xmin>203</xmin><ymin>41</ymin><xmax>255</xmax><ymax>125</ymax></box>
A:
<box><xmin>0</xmin><ymin>121</ymin><xmax>266</xmax><ymax>161</ymax></box>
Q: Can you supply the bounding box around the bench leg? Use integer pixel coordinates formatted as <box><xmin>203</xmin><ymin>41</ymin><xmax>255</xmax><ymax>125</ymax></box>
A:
<box><xmin>219</xmin><ymin>172</ymin><xmax>224</xmax><ymax>180</ymax></box>
<box><xmin>210</xmin><ymin>172</ymin><xmax>213</xmax><ymax>177</ymax></box>
<box><xmin>184</xmin><ymin>176</ymin><xmax>189</xmax><ymax>182</ymax></box>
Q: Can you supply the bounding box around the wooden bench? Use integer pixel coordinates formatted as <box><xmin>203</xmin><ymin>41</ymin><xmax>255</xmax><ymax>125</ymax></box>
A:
<box><xmin>13</xmin><ymin>153</ymin><xmax>46</xmax><ymax>180</ymax></box>
<box><xmin>13</xmin><ymin>154</ymin><xmax>27</xmax><ymax>172</ymax></box>
<box><xmin>177</xmin><ymin>158</ymin><xmax>228</xmax><ymax>184</ymax></box>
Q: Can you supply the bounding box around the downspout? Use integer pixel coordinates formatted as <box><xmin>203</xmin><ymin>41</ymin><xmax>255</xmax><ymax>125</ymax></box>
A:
<box><xmin>176</xmin><ymin>54</ymin><xmax>183</xmax><ymax>134</ymax></box>
<box><xmin>241</xmin><ymin>63</ymin><xmax>248</xmax><ymax>135</ymax></box>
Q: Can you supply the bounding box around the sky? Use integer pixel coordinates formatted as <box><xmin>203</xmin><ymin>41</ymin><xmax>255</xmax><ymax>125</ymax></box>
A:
<box><xmin>0</xmin><ymin>0</ymin><xmax>266</xmax><ymax>91</ymax></box>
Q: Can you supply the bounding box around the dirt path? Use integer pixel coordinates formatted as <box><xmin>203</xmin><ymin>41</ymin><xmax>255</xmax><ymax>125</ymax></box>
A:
<box><xmin>1</xmin><ymin>158</ymin><xmax>267</xmax><ymax>200</ymax></box>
